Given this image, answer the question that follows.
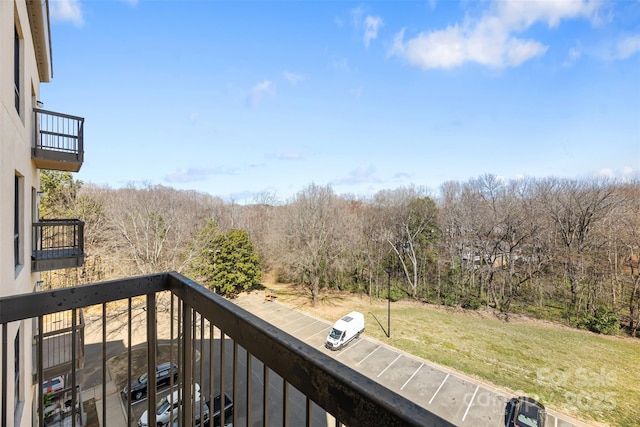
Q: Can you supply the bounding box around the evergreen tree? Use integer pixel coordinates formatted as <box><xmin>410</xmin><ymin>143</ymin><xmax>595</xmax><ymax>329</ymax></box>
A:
<box><xmin>189</xmin><ymin>219</ymin><xmax>261</xmax><ymax>296</ymax></box>
<box><xmin>39</xmin><ymin>170</ymin><xmax>83</xmax><ymax>218</ymax></box>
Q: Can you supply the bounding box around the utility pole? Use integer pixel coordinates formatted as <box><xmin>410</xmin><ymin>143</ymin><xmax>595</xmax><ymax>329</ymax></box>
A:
<box><xmin>384</xmin><ymin>268</ymin><xmax>391</xmax><ymax>338</ymax></box>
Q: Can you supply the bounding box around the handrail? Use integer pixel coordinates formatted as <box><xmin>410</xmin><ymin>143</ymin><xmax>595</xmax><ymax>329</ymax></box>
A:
<box><xmin>0</xmin><ymin>273</ymin><xmax>455</xmax><ymax>427</ymax></box>
<box><xmin>171</xmin><ymin>272</ymin><xmax>452</xmax><ymax>426</ymax></box>
<box><xmin>33</xmin><ymin>108</ymin><xmax>84</xmax><ymax>122</ymax></box>
<box><xmin>0</xmin><ymin>274</ymin><xmax>168</xmax><ymax>323</ymax></box>
<box><xmin>33</xmin><ymin>108</ymin><xmax>84</xmax><ymax>155</ymax></box>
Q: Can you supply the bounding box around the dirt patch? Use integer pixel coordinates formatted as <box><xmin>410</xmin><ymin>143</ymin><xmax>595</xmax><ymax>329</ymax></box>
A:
<box><xmin>83</xmin><ymin>398</ymin><xmax>99</xmax><ymax>427</ymax></box>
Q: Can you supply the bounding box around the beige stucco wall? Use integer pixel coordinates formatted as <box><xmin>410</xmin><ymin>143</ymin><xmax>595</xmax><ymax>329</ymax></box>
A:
<box><xmin>1</xmin><ymin>1</ymin><xmax>51</xmax><ymax>425</ymax></box>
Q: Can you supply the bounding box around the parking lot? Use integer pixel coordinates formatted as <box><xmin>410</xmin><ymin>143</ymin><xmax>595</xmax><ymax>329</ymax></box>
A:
<box><xmin>234</xmin><ymin>292</ymin><xmax>589</xmax><ymax>427</ymax></box>
<box><xmin>118</xmin><ymin>337</ymin><xmax>329</xmax><ymax>426</ymax></box>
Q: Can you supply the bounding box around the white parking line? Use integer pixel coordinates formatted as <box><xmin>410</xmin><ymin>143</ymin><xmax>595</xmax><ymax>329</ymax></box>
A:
<box><xmin>462</xmin><ymin>385</ymin><xmax>479</xmax><ymax>422</ymax></box>
<box><xmin>336</xmin><ymin>337</ymin><xmax>362</xmax><ymax>356</ymax></box>
<box><xmin>281</xmin><ymin>314</ymin><xmax>308</xmax><ymax>328</ymax></box>
<box><xmin>305</xmin><ymin>326</ymin><xmax>330</xmax><ymax>341</ymax></box>
<box><xmin>377</xmin><ymin>354</ymin><xmax>402</xmax><ymax>378</ymax></box>
<box><xmin>428</xmin><ymin>373</ymin><xmax>449</xmax><ymax>405</ymax></box>
<box><xmin>400</xmin><ymin>363</ymin><xmax>423</xmax><ymax>390</ymax></box>
<box><xmin>291</xmin><ymin>319</ymin><xmax>318</xmax><ymax>334</ymax></box>
<box><xmin>356</xmin><ymin>346</ymin><xmax>380</xmax><ymax>366</ymax></box>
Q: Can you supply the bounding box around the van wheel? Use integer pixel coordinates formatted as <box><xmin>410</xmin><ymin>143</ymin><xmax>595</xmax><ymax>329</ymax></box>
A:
<box><xmin>134</xmin><ymin>390</ymin><xmax>143</xmax><ymax>401</ymax></box>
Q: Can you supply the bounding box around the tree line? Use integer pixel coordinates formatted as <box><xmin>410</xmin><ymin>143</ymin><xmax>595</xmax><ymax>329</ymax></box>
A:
<box><xmin>40</xmin><ymin>171</ymin><xmax>640</xmax><ymax>336</ymax></box>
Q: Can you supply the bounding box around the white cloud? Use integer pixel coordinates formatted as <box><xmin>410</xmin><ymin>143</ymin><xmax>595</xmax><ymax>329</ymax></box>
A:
<box><xmin>363</xmin><ymin>15</ymin><xmax>383</xmax><ymax>48</ymax></box>
<box><xmin>596</xmin><ymin>168</ymin><xmax>616</xmax><ymax>179</ymax></box>
<box><xmin>274</xmin><ymin>152</ymin><xmax>301</xmax><ymax>160</ymax></box>
<box><xmin>49</xmin><ymin>0</ymin><xmax>84</xmax><ymax>27</ymax></box>
<box><xmin>283</xmin><ymin>71</ymin><xmax>304</xmax><ymax>86</ymax></box>
<box><xmin>496</xmin><ymin>0</ymin><xmax>601</xmax><ymax>30</ymax></box>
<box><xmin>614</xmin><ymin>34</ymin><xmax>640</xmax><ymax>59</ymax></box>
<box><xmin>349</xmin><ymin>86</ymin><xmax>363</xmax><ymax>98</ymax></box>
<box><xmin>349</xmin><ymin>6</ymin><xmax>383</xmax><ymax>48</ymax></box>
<box><xmin>247</xmin><ymin>80</ymin><xmax>275</xmax><ymax>107</ymax></box>
<box><xmin>350</xmin><ymin>5</ymin><xmax>365</xmax><ymax>28</ymax></box>
<box><xmin>563</xmin><ymin>46</ymin><xmax>582</xmax><ymax>66</ymax></box>
<box><xmin>330</xmin><ymin>165</ymin><xmax>380</xmax><ymax>186</ymax></box>
<box><xmin>330</xmin><ymin>58</ymin><xmax>352</xmax><ymax>73</ymax></box>
<box><xmin>165</xmin><ymin>166</ymin><xmax>237</xmax><ymax>183</ymax></box>
<box><xmin>595</xmin><ymin>167</ymin><xmax>638</xmax><ymax>180</ymax></box>
<box><xmin>389</xmin><ymin>0</ymin><xmax>602</xmax><ymax>69</ymax></box>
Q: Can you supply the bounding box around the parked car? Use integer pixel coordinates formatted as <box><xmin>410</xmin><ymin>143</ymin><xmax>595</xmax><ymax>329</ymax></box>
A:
<box><xmin>169</xmin><ymin>393</ymin><xmax>233</xmax><ymax>427</ymax></box>
<box><xmin>139</xmin><ymin>383</ymin><xmax>200</xmax><ymax>427</ymax></box>
<box><xmin>210</xmin><ymin>393</ymin><xmax>234</xmax><ymax>426</ymax></box>
<box><xmin>505</xmin><ymin>396</ymin><xmax>546</xmax><ymax>427</ymax></box>
<box><xmin>170</xmin><ymin>399</ymin><xmax>209</xmax><ymax>427</ymax></box>
<box><xmin>43</xmin><ymin>376</ymin><xmax>65</xmax><ymax>395</ymax></box>
<box><xmin>43</xmin><ymin>412</ymin><xmax>83</xmax><ymax>427</ymax></box>
<box><xmin>123</xmin><ymin>362</ymin><xmax>178</xmax><ymax>401</ymax></box>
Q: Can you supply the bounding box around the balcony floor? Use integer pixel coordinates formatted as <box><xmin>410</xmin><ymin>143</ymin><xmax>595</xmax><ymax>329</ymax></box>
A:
<box><xmin>33</xmin><ymin>248</ymin><xmax>83</xmax><ymax>260</ymax></box>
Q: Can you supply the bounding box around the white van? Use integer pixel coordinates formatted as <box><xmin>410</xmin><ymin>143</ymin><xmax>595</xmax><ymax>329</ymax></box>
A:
<box><xmin>325</xmin><ymin>311</ymin><xmax>365</xmax><ymax>350</ymax></box>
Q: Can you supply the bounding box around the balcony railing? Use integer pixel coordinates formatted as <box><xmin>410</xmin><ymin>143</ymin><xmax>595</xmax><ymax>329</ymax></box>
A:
<box><xmin>32</xmin><ymin>108</ymin><xmax>84</xmax><ymax>172</ymax></box>
<box><xmin>32</xmin><ymin>219</ymin><xmax>85</xmax><ymax>272</ymax></box>
<box><xmin>0</xmin><ymin>272</ymin><xmax>454</xmax><ymax>427</ymax></box>
<box><xmin>40</xmin><ymin>310</ymin><xmax>85</xmax><ymax>378</ymax></box>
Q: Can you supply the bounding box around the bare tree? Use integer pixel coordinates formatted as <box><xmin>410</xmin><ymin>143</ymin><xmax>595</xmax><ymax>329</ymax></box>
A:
<box><xmin>267</xmin><ymin>183</ymin><xmax>343</xmax><ymax>305</ymax></box>
<box><xmin>374</xmin><ymin>186</ymin><xmax>438</xmax><ymax>298</ymax></box>
<box><xmin>96</xmin><ymin>184</ymin><xmax>214</xmax><ymax>276</ymax></box>
<box><xmin>537</xmin><ymin>178</ymin><xmax>620</xmax><ymax>314</ymax></box>
<box><xmin>617</xmin><ymin>181</ymin><xmax>640</xmax><ymax>335</ymax></box>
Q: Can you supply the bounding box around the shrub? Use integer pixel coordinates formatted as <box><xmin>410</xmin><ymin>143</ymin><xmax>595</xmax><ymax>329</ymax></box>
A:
<box><xmin>384</xmin><ymin>286</ymin><xmax>408</xmax><ymax>302</ymax></box>
<box><xmin>462</xmin><ymin>297</ymin><xmax>481</xmax><ymax>310</ymax></box>
<box><xmin>577</xmin><ymin>308</ymin><xmax>620</xmax><ymax>335</ymax></box>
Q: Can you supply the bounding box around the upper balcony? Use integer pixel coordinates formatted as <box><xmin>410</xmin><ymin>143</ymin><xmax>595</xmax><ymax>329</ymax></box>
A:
<box><xmin>32</xmin><ymin>108</ymin><xmax>84</xmax><ymax>172</ymax></box>
<box><xmin>32</xmin><ymin>219</ymin><xmax>85</xmax><ymax>272</ymax></box>
<box><xmin>0</xmin><ymin>272</ymin><xmax>454</xmax><ymax>427</ymax></box>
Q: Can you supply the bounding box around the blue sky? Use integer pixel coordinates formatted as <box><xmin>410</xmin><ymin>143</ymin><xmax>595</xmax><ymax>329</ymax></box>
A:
<box><xmin>42</xmin><ymin>0</ymin><xmax>640</xmax><ymax>203</ymax></box>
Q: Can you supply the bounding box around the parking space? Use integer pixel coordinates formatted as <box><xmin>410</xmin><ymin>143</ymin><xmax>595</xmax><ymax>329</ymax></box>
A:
<box><xmin>461</xmin><ymin>387</ymin><xmax>508</xmax><ymax>426</ymax></box>
<box><xmin>387</xmin><ymin>357</ymin><xmax>427</xmax><ymax>391</ymax></box>
<box><xmin>305</xmin><ymin>325</ymin><xmax>332</xmax><ymax>347</ymax></box>
<box><xmin>429</xmin><ymin>375</ymin><xmax>481</xmax><ymax>424</ymax></box>
<box><xmin>237</xmin><ymin>293</ymin><xmax>589</xmax><ymax>427</ymax></box>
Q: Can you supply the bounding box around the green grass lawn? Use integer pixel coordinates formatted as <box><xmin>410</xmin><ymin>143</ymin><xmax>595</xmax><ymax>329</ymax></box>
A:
<box><xmin>269</xmin><ymin>284</ymin><xmax>640</xmax><ymax>426</ymax></box>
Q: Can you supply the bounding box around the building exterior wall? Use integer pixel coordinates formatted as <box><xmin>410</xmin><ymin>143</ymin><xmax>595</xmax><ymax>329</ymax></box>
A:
<box><xmin>1</xmin><ymin>1</ymin><xmax>52</xmax><ymax>425</ymax></box>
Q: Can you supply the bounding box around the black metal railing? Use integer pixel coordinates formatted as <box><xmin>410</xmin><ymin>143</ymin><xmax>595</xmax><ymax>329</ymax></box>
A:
<box><xmin>0</xmin><ymin>273</ymin><xmax>454</xmax><ymax>427</ymax></box>
<box><xmin>32</xmin><ymin>108</ymin><xmax>84</xmax><ymax>172</ymax></box>
<box><xmin>40</xmin><ymin>310</ymin><xmax>85</xmax><ymax>376</ymax></box>
<box><xmin>32</xmin><ymin>219</ymin><xmax>85</xmax><ymax>272</ymax></box>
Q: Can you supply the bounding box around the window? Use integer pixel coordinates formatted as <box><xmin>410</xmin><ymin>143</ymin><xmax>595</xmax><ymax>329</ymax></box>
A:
<box><xmin>14</xmin><ymin>328</ymin><xmax>21</xmax><ymax>408</ymax></box>
<box><xmin>14</xmin><ymin>26</ymin><xmax>20</xmax><ymax>114</ymax></box>
<box><xmin>14</xmin><ymin>176</ymin><xmax>20</xmax><ymax>267</ymax></box>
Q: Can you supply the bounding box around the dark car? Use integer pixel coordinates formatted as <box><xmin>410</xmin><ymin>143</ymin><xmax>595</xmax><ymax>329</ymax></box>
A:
<box><xmin>122</xmin><ymin>362</ymin><xmax>178</xmax><ymax>401</ymax></box>
<box><xmin>210</xmin><ymin>392</ymin><xmax>234</xmax><ymax>426</ymax></box>
<box><xmin>505</xmin><ymin>396</ymin><xmax>546</xmax><ymax>427</ymax></box>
